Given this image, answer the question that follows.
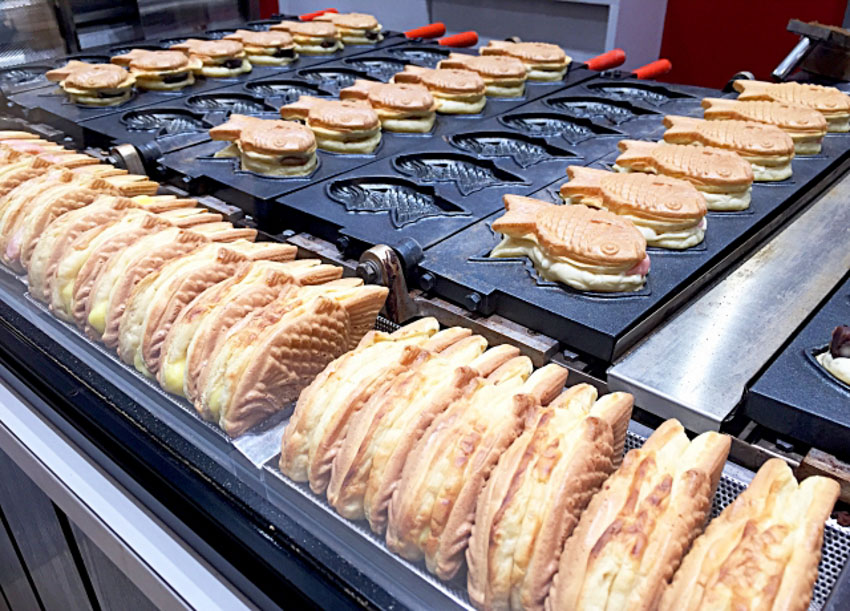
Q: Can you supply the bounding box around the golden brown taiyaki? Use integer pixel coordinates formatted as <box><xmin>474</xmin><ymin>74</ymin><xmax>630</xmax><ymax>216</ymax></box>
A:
<box><xmin>340</xmin><ymin>80</ymin><xmax>437</xmax><ymax>133</ymax></box>
<box><xmin>279</xmin><ymin>96</ymin><xmax>381</xmax><ymax>153</ymax></box>
<box><xmin>45</xmin><ymin>61</ymin><xmax>135</xmax><ymax>106</ymax></box>
<box><xmin>663</xmin><ymin>115</ymin><xmax>795</xmax><ymax>181</ymax></box>
<box><xmin>490</xmin><ymin>194</ymin><xmax>649</xmax><ymax>292</ymax></box>
<box><xmin>438</xmin><ymin>53</ymin><xmax>528</xmax><ymax>97</ymax></box>
<box><xmin>314</xmin><ymin>12</ymin><xmax>382</xmax><ymax>45</ymax></box>
<box><xmin>614</xmin><ymin>140</ymin><xmax>754</xmax><ymax>211</ymax></box>
<box><xmin>269</xmin><ymin>20</ymin><xmax>342</xmax><ymax>54</ymax></box>
<box><xmin>392</xmin><ymin>65</ymin><xmax>487</xmax><ymax>114</ymax></box>
<box><xmin>480</xmin><ymin>40</ymin><xmax>571</xmax><ymax>81</ymax></box>
<box><xmin>560</xmin><ymin>166</ymin><xmax>707</xmax><ymax>250</ymax></box>
<box><xmin>734</xmin><ymin>80</ymin><xmax>850</xmax><ymax>132</ymax></box>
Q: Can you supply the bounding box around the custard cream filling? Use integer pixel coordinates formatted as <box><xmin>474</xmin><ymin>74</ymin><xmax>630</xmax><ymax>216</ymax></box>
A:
<box><xmin>817</xmin><ymin>352</ymin><xmax>850</xmax><ymax>386</ymax></box>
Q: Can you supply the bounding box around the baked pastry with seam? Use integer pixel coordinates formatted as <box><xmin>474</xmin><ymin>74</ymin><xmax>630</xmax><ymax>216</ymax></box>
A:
<box><xmin>223</xmin><ymin>29</ymin><xmax>298</xmax><ymax>66</ymax></box>
<box><xmin>111</xmin><ymin>49</ymin><xmax>202</xmax><ymax>90</ymax></box>
<box><xmin>328</xmin><ymin>339</ymin><xmax>522</xmax><ymax>534</ymax></box>
<box><xmin>46</xmin><ymin>61</ymin><xmax>135</xmax><ymax>106</ymax></box>
<box><xmin>467</xmin><ymin>384</ymin><xmax>633</xmax><ymax>611</ymax></box>
<box><xmin>280</xmin><ymin>96</ymin><xmax>382</xmax><ymax>154</ymax></box>
<box><xmin>660</xmin><ymin>458</ymin><xmax>839</xmax><ymax>611</ymax></box>
<box><xmin>386</xmin><ymin>362</ymin><xmax>569</xmax><ymax>579</ymax></box>
<box><xmin>314</xmin><ymin>12</ymin><xmax>383</xmax><ymax>44</ymax></box>
<box><xmin>159</xmin><ymin>258</ymin><xmax>340</xmax><ymax>398</ymax></box>
<box><xmin>196</xmin><ymin>278</ymin><xmax>388</xmax><ymax>436</ymax></box>
<box><xmin>438</xmin><ymin>53</ymin><xmax>528</xmax><ymax>98</ymax></box>
<box><xmin>210</xmin><ymin>114</ymin><xmax>318</xmax><ymax>176</ymax></box>
<box><xmin>392</xmin><ymin>65</ymin><xmax>487</xmax><ymax>114</ymax></box>
<box><xmin>817</xmin><ymin>325</ymin><xmax>850</xmax><ymax>386</ymax></box>
<box><xmin>340</xmin><ymin>80</ymin><xmax>437</xmax><ymax>133</ymax></box>
<box><xmin>170</xmin><ymin>39</ymin><xmax>251</xmax><ymax>77</ymax></box>
<box><xmin>614</xmin><ymin>139</ymin><xmax>754</xmax><ymax>211</ymax></box>
<box><xmin>480</xmin><ymin>40</ymin><xmax>571</xmax><ymax>82</ymax></box>
<box><xmin>490</xmin><ymin>194</ymin><xmax>650</xmax><ymax>292</ymax></box>
<box><xmin>545</xmin><ymin>419</ymin><xmax>731</xmax><ymax>611</ymax></box>
<box><xmin>663</xmin><ymin>115</ymin><xmax>796</xmax><ymax>181</ymax></box>
<box><xmin>0</xmin><ymin>152</ymin><xmax>96</xmax><ymax>200</ymax></box>
<box><xmin>702</xmin><ymin>97</ymin><xmax>827</xmax><ymax>155</ymax></box>
<box><xmin>560</xmin><ymin>165</ymin><xmax>708</xmax><ymax>250</ymax></box>
<box><xmin>270</xmin><ymin>21</ymin><xmax>342</xmax><ymax>54</ymax></box>
<box><xmin>734</xmin><ymin>80</ymin><xmax>850</xmax><ymax>132</ymax></box>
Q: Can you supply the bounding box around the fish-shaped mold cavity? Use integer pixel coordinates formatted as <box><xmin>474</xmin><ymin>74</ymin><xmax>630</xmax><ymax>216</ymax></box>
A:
<box><xmin>587</xmin><ymin>82</ymin><xmax>692</xmax><ymax>105</ymax></box>
<box><xmin>185</xmin><ymin>94</ymin><xmax>270</xmax><ymax>114</ymax></box>
<box><xmin>297</xmin><ymin>68</ymin><xmax>374</xmax><ymax>93</ymax></box>
<box><xmin>450</xmin><ymin>131</ymin><xmax>575</xmax><ymax>168</ymax></box>
<box><xmin>121</xmin><ymin>109</ymin><xmax>211</xmax><ymax>135</ymax></box>
<box><xmin>500</xmin><ymin>112</ymin><xmax>620</xmax><ymax>142</ymax></box>
<box><xmin>0</xmin><ymin>66</ymin><xmax>51</xmax><ymax>86</ymax></box>
<box><xmin>392</xmin><ymin>153</ymin><xmax>523</xmax><ymax>195</ymax></box>
<box><xmin>389</xmin><ymin>46</ymin><xmax>451</xmax><ymax>67</ymax></box>
<box><xmin>246</xmin><ymin>80</ymin><xmax>331</xmax><ymax>104</ymax></box>
<box><xmin>205</xmin><ymin>28</ymin><xmax>237</xmax><ymax>39</ymax></box>
<box><xmin>326</xmin><ymin>177</ymin><xmax>466</xmax><ymax>227</ymax></box>
<box><xmin>545</xmin><ymin>96</ymin><xmax>658</xmax><ymax>123</ymax></box>
<box><xmin>344</xmin><ymin>58</ymin><xmax>408</xmax><ymax>82</ymax></box>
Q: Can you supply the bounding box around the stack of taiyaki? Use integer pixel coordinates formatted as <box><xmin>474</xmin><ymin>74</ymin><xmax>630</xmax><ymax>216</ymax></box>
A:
<box><xmin>0</xmin><ymin>131</ymin><xmax>387</xmax><ymax>436</ymax></box>
<box><xmin>734</xmin><ymin>80</ymin><xmax>850</xmax><ymax>133</ymax></box>
<box><xmin>46</xmin><ymin>61</ymin><xmax>135</xmax><ymax>106</ymax></box>
<box><xmin>340</xmin><ymin>80</ymin><xmax>438</xmax><ymax>133</ymax></box>
<box><xmin>437</xmin><ymin>53</ymin><xmax>529</xmax><ymax>98</ymax></box>
<box><xmin>279</xmin><ymin>96</ymin><xmax>382</xmax><ymax>154</ymax></box>
<box><xmin>480</xmin><ymin>40</ymin><xmax>571</xmax><ymax>81</ymax></box>
<box><xmin>392</xmin><ymin>65</ymin><xmax>487</xmax><ymax>114</ymax></box>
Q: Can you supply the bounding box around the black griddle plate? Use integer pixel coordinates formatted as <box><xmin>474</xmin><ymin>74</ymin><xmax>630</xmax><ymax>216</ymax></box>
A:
<box><xmin>0</xmin><ymin>53</ymin><xmax>114</xmax><ymax>101</ymax></box>
<box><xmin>746</xmin><ymin>274</ymin><xmax>850</xmax><ymax>459</ymax></box>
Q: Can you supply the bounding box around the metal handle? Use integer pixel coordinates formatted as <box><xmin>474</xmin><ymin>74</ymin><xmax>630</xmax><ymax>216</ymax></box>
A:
<box><xmin>772</xmin><ymin>36</ymin><xmax>812</xmax><ymax>81</ymax></box>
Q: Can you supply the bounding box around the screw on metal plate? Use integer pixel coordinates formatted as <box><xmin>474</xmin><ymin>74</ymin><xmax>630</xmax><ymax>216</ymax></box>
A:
<box><xmin>418</xmin><ymin>272</ymin><xmax>436</xmax><ymax>292</ymax></box>
<box><xmin>358</xmin><ymin>245</ymin><xmax>419</xmax><ymax>323</ymax></box>
<box><xmin>463</xmin><ymin>292</ymin><xmax>482</xmax><ymax>312</ymax></box>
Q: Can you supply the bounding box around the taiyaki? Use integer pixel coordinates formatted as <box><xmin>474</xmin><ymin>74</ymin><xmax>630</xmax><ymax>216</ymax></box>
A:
<box><xmin>392</xmin><ymin>65</ymin><xmax>486</xmax><ymax>114</ymax></box>
<box><xmin>169</xmin><ymin>39</ymin><xmax>251</xmax><ymax>77</ymax></box>
<box><xmin>702</xmin><ymin>98</ymin><xmax>827</xmax><ymax>154</ymax></box>
<box><xmin>45</xmin><ymin>61</ymin><xmax>135</xmax><ymax>106</ymax></box>
<box><xmin>222</xmin><ymin>29</ymin><xmax>297</xmax><ymax>66</ymax></box>
<box><xmin>614</xmin><ymin>140</ymin><xmax>754</xmax><ymax>211</ymax></box>
<box><xmin>279</xmin><ymin>96</ymin><xmax>381</xmax><ymax>153</ymax></box>
<box><xmin>734</xmin><ymin>80</ymin><xmax>850</xmax><ymax>132</ymax></box>
<box><xmin>817</xmin><ymin>324</ymin><xmax>850</xmax><ymax>386</ymax></box>
<box><xmin>438</xmin><ymin>53</ymin><xmax>528</xmax><ymax>97</ymax></box>
<box><xmin>560</xmin><ymin>166</ymin><xmax>707</xmax><ymax>249</ymax></box>
<box><xmin>480</xmin><ymin>40</ymin><xmax>571</xmax><ymax>81</ymax></box>
<box><xmin>663</xmin><ymin>115</ymin><xmax>795</xmax><ymax>181</ymax></box>
<box><xmin>209</xmin><ymin>114</ymin><xmax>317</xmax><ymax>176</ymax></box>
<box><xmin>314</xmin><ymin>12</ymin><xmax>383</xmax><ymax>45</ymax></box>
<box><xmin>340</xmin><ymin>80</ymin><xmax>437</xmax><ymax>133</ymax></box>
<box><xmin>490</xmin><ymin>194</ymin><xmax>649</xmax><ymax>292</ymax></box>
<box><xmin>110</xmin><ymin>49</ymin><xmax>202</xmax><ymax>91</ymax></box>
<box><xmin>269</xmin><ymin>20</ymin><xmax>342</xmax><ymax>54</ymax></box>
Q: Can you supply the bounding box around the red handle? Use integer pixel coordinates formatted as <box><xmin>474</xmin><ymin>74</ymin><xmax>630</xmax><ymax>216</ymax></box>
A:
<box><xmin>438</xmin><ymin>31</ymin><xmax>478</xmax><ymax>47</ymax></box>
<box><xmin>632</xmin><ymin>59</ymin><xmax>672</xmax><ymax>80</ymax></box>
<box><xmin>584</xmin><ymin>48</ymin><xmax>626</xmax><ymax>71</ymax></box>
<box><xmin>299</xmin><ymin>8</ymin><xmax>337</xmax><ymax>21</ymax></box>
<box><xmin>405</xmin><ymin>22</ymin><xmax>446</xmax><ymax>39</ymax></box>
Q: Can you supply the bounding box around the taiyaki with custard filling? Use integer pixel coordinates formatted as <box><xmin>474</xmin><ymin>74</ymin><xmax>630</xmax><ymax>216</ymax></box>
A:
<box><xmin>340</xmin><ymin>80</ymin><xmax>437</xmax><ymax>133</ymax></box>
<box><xmin>210</xmin><ymin>114</ymin><xmax>318</xmax><ymax>176</ymax></box>
<box><xmin>817</xmin><ymin>325</ymin><xmax>850</xmax><ymax>386</ymax></box>
<box><xmin>490</xmin><ymin>194</ymin><xmax>650</xmax><ymax>292</ymax></box>
<box><xmin>46</xmin><ymin>61</ymin><xmax>135</xmax><ymax>106</ymax></box>
<box><xmin>614</xmin><ymin>139</ymin><xmax>754</xmax><ymax>211</ymax></box>
<box><xmin>270</xmin><ymin>21</ymin><xmax>342</xmax><ymax>54</ymax></box>
<box><xmin>160</xmin><ymin>258</ymin><xmax>340</xmax><ymax>398</ymax></box>
<box><xmin>328</xmin><ymin>338</ymin><xmax>522</xmax><ymax>535</ymax></box>
<box><xmin>387</xmin><ymin>362</ymin><xmax>569</xmax><ymax>580</ymax></box>
<box><xmin>170</xmin><ymin>39</ymin><xmax>251</xmax><ymax>77</ymax></box>
<box><xmin>281</xmin><ymin>317</ymin><xmax>445</xmax><ymax>493</ymax></box>
<box><xmin>560</xmin><ymin>166</ymin><xmax>708</xmax><ymax>250</ymax></box>
<box><xmin>223</xmin><ymin>29</ymin><xmax>298</xmax><ymax>66</ymax></box>
<box><xmin>663</xmin><ymin>115</ymin><xmax>795</xmax><ymax>181</ymax></box>
<box><xmin>314</xmin><ymin>12</ymin><xmax>383</xmax><ymax>45</ymax></box>
<box><xmin>660</xmin><ymin>458</ymin><xmax>839</xmax><ymax>611</ymax></box>
<box><xmin>546</xmin><ymin>419</ymin><xmax>731</xmax><ymax>611</ymax></box>
<box><xmin>702</xmin><ymin>97</ymin><xmax>827</xmax><ymax>155</ymax></box>
<box><xmin>480</xmin><ymin>40</ymin><xmax>571</xmax><ymax>82</ymax></box>
<box><xmin>0</xmin><ymin>152</ymin><xmax>97</xmax><ymax>201</ymax></box>
<box><xmin>111</xmin><ymin>49</ymin><xmax>202</xmax><ymax>91</ymax></box>
<box><xmin>197</xmin><ymin>278</ymin><xmax>388</xmax><ymax>436</ymax></box>
<box><xmin>468</xmin><ymin>384</ymin><xmax>633</xmax><ymax>611</ymax></box>
<box><xmin>438</xmin><ymin>53</ymin><xmax>528</xmax><ymax>98</ymax></box>
<box><xmin>734</xmin><ymin>80</ymin><xmax>850</xmax><ymax>132</ymax></box>
<box><xmin>392</xmin><ymin>65</ymin><xmax>487</xmax><ymax>114</ymax></box>
<box><xmin>280</xmin><ymin>96</ymin><xmax>381</xmax><ymax>154</ymax></box>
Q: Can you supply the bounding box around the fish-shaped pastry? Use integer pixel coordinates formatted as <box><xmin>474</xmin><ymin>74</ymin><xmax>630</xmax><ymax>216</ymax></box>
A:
<box><xmin>490</xmin><ymin>194</ymin><xmax>649</xmax><ymax>292</ymax></box>
<box><xmin>480</xmin><ymin>40</ymin><xmax>571</xmax><ymax>81</ymax></box>
<box><xmin>614</xmin><ymin>140</ymin><xmax>754</xmax><ymax>211</ymax></box>
<box><xmin>340</xmin><ymin>80</ymin><xmax>437</xmax><ymax>133</ymax></box>
<box><xmin>392</xmin><ymin>65</ymin><xmax>487</xmax><ymax>114</ymax></box>
<box><xmin>279</xmin><ymin>96</ymin><xmax>381</xmax><ymax>153</ymax></box>
<box><xmin>438</xmin><ymin>53</ymin><xmax>528</xmax><ymax>98</ymax></box>
<box><xmin>702</xmin><ymin>97</ymin><xmax>827</xmax><ymax>154</ymax></box>
<box><xmin>663</xmin><ymin>115</ymin><xmax>795</xmax><ymax>182</ymax></box>
<box><xmin>734</xmin><ymin>79</ymin><xmax>850</xmax><ymax>132</ymax></box>
<box><xmin>560</xmin><ymin>166</ymin><xmax>707</xmax><ymax>250</ymax></box>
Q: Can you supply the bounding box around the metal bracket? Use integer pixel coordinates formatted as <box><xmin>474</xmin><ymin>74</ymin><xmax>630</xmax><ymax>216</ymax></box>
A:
<box><xmin>109</xmin><ymin>143</ymin><xmax>147</xmax><ymax>176</ymax></box>
<box><xmin>357</xmin><ymin>245</ymin><xmax>419</xmax><ymax>323</ymax></box>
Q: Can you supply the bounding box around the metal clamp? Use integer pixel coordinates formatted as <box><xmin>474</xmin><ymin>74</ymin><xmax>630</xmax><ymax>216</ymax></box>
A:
<box><xmin>357</xmin><ymin>245</ymin><xmax>419</xmax><ymax>323</ymax></box>
<box><xmin>109</xmin><ymin>143</ymin><xmax>147</xmax><ymax>176</ymax></box>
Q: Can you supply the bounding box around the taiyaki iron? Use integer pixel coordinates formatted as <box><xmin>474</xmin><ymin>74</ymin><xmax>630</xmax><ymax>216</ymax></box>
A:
<box><xmin>734</xmin><ymin>79</ymin><xmax>850</xmax><ymax>132</ymax></box>
<box><xmin>270</xmin><ymin>20</ymin><xmax>342</xmax><ymax>54</ymax></box>
<box><xmin>560</xmin><ymin>166</ymin><xmax>707</xmax><ymax>249</ymax></box>
<box><xmin>340</xmin><ymin>80</ymin><xmax>437</xmax><ymax>133</ymax></box>
<box><xmin>480</xmin><ymin>40</ymin><xmax>571</xmax><ymax>81</ymax></box>
<box><xmin>110</xmin><ymin>49</ymin><xmax>202</xmax><ymax>91</ymax></box>
<box><xmin>169</xmin><ymin>39</ymin><xmax>251</xmax><ymax>77</ymax></box>
<box><xmin>223</xmin><ymin>29</ymin><xmax>298</xmax><ymax>66</ymax></box>
<box><xmin>280</xmin><ymin>96</ymin><xmax>381</xmax><ymax>153</ymax></box>
<box><xmin>547</xmin><ymin>419</ymin><xmax>731</xmax><ymax>611</ymax></box>
<box><xmin>702</xmin><ymin>97</ymin><xmax>827</xmax><ymax>154</ymax></box>
<box><xmin>314</xmin><ymin>12</ymin><xmax>383</xmax><ymax>45</ymax></box>
<box><xmin>614</xmin><ymin>139</ymin><xmax>754</xmax><ymax>211</ymax></box>
<box><xmin>817</xmin><ymin>324</ymin><xmax>850</xmax><ymax>386</ymax></box>
<box><xmin>209</xmin><ymin>114</ymin><xmax>318</xmax><ymax>176</ymax></box>
<box><xmin>663</xmin><ymin>115</ymin><xmax>795</xmax><ymax>181</ymax></box>
<box><xmin>392</xmin><ymin>65</ymin><xmax>486</xmax><ymax>114</ymax></box>
<box><xmin>490</xmin><ymin>194</ymin><xmax>650</xmax><ymax>292</ymax></box>
<box><xmin>45</xmin><ymin>61</ymin><xmax>135</xmax><ymax>106</ymax></box>
<box><xmin>438</xmin><ymin>53</ymin><xmax>528</xmax><ymax>97</ymax></box>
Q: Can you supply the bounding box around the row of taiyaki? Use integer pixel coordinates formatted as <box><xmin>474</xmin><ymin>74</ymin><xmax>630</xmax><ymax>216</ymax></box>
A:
<box><xmin>0</xmin><ymin>131</ymin><xmax>388</xmax><ymax>436</ymax></box>
<box><xmin>278</xmin><ymin>316</ymin><xmax>838</xmax><ymax>611</ymax></box>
